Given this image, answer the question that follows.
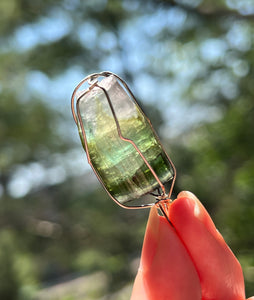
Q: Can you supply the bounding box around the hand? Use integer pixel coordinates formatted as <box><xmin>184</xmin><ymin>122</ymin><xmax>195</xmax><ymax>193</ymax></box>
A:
<box><xmin>131</xmin><ymin>191</ymin><xmax>254</xmax><ymax>300</ymax></box>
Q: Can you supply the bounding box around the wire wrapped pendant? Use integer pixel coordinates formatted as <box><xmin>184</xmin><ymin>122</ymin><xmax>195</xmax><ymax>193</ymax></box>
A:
<box><xmin>71</xmin><ymin>71</ymin><xmax>176</xmax><ymax>209</ymax></box>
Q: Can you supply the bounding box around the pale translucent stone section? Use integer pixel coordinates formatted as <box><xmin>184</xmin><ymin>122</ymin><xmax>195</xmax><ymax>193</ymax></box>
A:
<box><xmin>78</xmin><ymin>75</ymin><xmax>174</xmax><ymax>205</ymax></box>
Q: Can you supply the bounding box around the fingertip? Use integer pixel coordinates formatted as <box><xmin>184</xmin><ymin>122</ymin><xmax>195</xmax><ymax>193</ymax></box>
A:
<box><xmin>176</xmin><ymin>191</ymin><xmax>205</xmax><ymax>220</ymax></box>
<box><xmin>172</xmin><ymin>191</ymin><xmax>218</xmax><ymax>237</ymax></box>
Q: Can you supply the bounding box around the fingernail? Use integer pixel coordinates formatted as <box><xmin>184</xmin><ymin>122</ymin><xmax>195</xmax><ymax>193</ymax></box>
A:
<box><xmin>177</xmin><ymin>191</ymin><xmax>199</xmax><ymax>201</ymax></box>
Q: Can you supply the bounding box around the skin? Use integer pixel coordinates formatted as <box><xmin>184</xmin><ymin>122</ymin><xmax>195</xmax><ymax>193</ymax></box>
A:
<box><xmin>131</xmin><ymin>191</ymin><xmax>254</xmax><ymax>300</ymax></box>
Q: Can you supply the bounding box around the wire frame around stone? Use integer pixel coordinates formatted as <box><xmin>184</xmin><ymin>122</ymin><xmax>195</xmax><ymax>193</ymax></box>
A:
<box><xmin>71</xmin><ymin>71</ymin><xmax>176</xmax><ymax>217</ymax></box>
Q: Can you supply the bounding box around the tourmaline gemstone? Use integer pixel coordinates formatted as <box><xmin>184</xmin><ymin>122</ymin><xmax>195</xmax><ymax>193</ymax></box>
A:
<box><xmin>77</xmin><ymin>75</ymin><xmax>174</xmax><ymax>206</ymax></box>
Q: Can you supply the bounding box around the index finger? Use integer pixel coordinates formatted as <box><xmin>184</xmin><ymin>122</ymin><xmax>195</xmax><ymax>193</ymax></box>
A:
<box><xmin>170</xmin><ymin>191</ymin><xmax>246</xmax><ymax>300</ymax></box>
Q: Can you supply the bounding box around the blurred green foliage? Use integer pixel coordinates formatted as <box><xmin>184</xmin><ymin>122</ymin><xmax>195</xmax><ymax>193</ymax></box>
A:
<box><xmin>0</xmin><ymin>0</ymin><xmax>253</xmax><ymax>299</ymax></box>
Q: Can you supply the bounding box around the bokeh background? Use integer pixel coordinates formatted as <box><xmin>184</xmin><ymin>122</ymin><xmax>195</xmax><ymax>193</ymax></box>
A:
<box><xmin>0</xmin><ymin>0</ymin><xmax>254</xmax><ymax>299</ymax></box>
